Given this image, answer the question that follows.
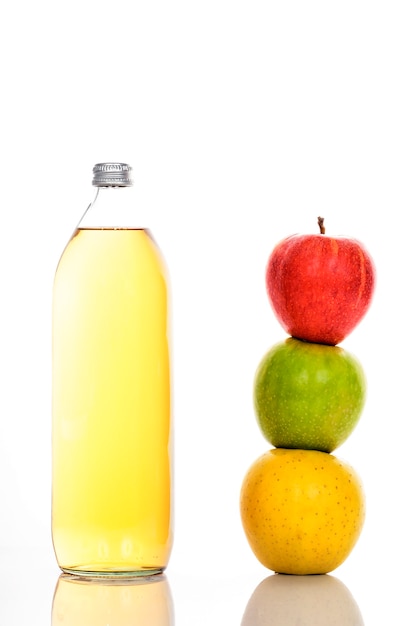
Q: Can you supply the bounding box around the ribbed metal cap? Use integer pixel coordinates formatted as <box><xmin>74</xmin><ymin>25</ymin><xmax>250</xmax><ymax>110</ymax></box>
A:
<box><xmin>92</xmin><ymin>162</ymin><xmax>133</xmax><ymax>187</ymax></box>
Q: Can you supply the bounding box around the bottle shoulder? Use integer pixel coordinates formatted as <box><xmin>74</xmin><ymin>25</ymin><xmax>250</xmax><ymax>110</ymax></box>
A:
<box><xmin>54</xmin><ymin>228</ymin><xmax>169</xmax><ymax>282</ymax></box>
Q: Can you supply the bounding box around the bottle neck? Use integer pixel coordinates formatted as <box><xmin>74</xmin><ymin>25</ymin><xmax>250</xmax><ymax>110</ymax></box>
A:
<box><xmin>78</xmin><ymin>185</ymin><xmax>145</xmax><ymax>229</ymax></box>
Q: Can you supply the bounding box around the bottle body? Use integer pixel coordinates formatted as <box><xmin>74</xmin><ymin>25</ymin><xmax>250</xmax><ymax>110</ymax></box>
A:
<box><xmin>52</xmin><ymin>171</ymin><xmax>172</xmax><ymax>576</ymax></box>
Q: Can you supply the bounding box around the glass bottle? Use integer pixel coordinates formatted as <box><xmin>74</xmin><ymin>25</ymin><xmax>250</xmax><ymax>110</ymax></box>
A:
<box><xmin>52</xmin><ymin>163</ymin><xmax>173</xmax><ymax>577</ymax></box>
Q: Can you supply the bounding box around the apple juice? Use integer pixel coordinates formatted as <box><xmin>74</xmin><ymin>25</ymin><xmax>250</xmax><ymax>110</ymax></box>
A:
<box><xmin>52</xmin><ymin>227</ymin><xmax>173</xmax><ymax>576</ymax></box>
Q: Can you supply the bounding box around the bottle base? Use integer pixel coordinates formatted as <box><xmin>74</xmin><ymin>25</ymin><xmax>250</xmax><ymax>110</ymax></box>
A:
<box><xmin>60</xmin><ymin>566</ymin><xmax>165</xmax><ymax>580</ymax></box>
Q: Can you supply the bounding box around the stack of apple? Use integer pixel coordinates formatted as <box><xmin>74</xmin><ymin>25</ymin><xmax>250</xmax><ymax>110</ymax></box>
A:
<box><xmin>240</xmin><ymin>218</ymin><xmax>376</xmax><ymax>575</ymax></box>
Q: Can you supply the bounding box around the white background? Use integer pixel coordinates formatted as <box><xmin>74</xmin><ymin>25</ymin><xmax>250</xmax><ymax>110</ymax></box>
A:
<box><xmin>1</xmin><ymin>1</ymin><xmax>416</xmax><ymax>624</ymax></box>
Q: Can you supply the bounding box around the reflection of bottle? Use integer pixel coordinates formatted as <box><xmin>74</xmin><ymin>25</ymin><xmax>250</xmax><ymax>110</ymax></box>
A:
<box><xmin>241</xmin><ymin>574</ymin><xmax>364</xmax><ymax>626</ymax></box>
<box><xmin>52</xmin><ymin>163</ymin><xmax>173</xmax><ymax>576</ymax></box>
<box><xmin>51</xmin><ymin>573</ymin><xmax>174</xmax><ymax>626</ymax></box>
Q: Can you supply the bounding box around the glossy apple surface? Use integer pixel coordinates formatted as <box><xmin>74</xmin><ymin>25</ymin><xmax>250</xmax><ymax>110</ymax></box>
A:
<box><xmin>266</xmin><ymin>221</ymin><xmax>376</xmax><ymax>345</ymax></box>
<box><xmin>254</xmin><ymin>337</ymin><xmax>366</xmax><ymax>452</ymax></box>
<box><xmin>240</xmin><ymin>448</ymin><xmax>366</xmax><ymax>575</ymax></box>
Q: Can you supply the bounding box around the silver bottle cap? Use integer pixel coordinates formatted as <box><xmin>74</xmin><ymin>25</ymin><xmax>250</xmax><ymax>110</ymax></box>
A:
<box><xmin>92</xmin><ymin>162</ymin><xmax>133</xmax><ymax>187</ymax></box>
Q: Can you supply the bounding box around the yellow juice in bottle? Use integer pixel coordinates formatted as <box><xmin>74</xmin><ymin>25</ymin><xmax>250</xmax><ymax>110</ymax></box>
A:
<box><xmin>52</xmin><ymin>228</ymin><xmax>172</xmax><ymax>576</ymax></box>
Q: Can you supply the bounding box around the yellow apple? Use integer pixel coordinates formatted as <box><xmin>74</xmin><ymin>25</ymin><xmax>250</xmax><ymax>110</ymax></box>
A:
<box><xmin>240</xmin><ymin>448</ymin><xmax>365</xmax><ymax>575</ymax></box>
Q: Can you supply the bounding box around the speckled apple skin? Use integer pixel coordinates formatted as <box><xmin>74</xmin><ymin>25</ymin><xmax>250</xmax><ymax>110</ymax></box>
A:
<box><xmin>266</xmin><ymin>233</ymin><xmax>375</xmax><ymax>345</ymax></box>
<box><xmin>254</xmin><ymin>337</ymin><xmax>366</xmax><ymax>453</ymax></box>
<box><xmin>240</xmin><ymin>448</ymin><xmax>366</xmax><ymax>575</ymax></box>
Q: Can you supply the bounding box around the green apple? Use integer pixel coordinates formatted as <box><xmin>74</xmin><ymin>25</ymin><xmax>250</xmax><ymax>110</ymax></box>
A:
<box><xmin>254</xmin><ymin>338</ymin><xmax>366</xmax><ymax>453</ymax></box>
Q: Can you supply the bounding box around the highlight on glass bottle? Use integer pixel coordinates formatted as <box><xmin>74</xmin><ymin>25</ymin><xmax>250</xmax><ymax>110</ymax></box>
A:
<box><xmin>52</xmin><ymin>163</ymin><xmax>173</xmax><ymax>577</ymax></box>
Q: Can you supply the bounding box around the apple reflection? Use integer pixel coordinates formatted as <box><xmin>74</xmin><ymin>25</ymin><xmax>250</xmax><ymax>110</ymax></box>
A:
<box><xmin>241</xmin><ymin>573</ymin><xmax>364</xmax><ymax>626</ymax></box>
<box><xmin>51</xmin><ymin>573</ymin><xmax>174</xmax><ymax>626</ymax></box>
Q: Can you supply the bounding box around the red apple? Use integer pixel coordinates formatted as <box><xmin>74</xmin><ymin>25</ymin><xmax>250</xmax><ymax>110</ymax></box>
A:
<box><xmin>266</xmin><ymin>218</ymin><xmax>375</xmax><ymax>345</ymax></box>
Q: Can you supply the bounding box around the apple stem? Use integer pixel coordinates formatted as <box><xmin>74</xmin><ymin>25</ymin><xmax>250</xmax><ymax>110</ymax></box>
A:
<box><xmin>318</xmin><ymin>216</ymin><xmax>325</xmax><ymax>234</ymax></box>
